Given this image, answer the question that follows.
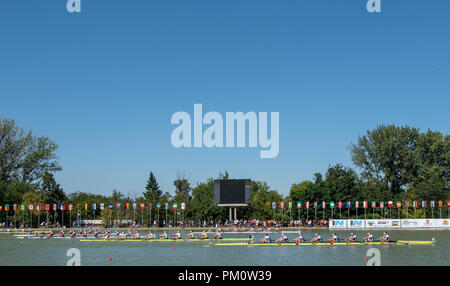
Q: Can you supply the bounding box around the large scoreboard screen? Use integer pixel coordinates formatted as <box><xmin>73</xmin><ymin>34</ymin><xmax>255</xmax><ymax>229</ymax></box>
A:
<box><xmin>214</xmin><ymin>179</ymin><xmax>251</xmax><ymax>205</ymax></box>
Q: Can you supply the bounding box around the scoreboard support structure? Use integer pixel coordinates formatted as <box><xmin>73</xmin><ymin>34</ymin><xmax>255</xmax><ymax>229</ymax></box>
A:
<box><xmin>223</xmin><ymin>204</ymin><xmax>247</xmax><ymax>221</ymax></box>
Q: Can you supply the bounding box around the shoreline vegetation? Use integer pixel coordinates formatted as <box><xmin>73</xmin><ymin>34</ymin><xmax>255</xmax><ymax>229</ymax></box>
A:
<box><xmin>0</xmin><ymin>118</ymin><xmax>448</xmax><ymax>229</ymax></box>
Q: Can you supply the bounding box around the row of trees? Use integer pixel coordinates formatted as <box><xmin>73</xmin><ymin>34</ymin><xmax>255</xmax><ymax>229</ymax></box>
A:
<box><xmin>0</xmin><ymin>118</ymin><xmax>448</xmax><ymax>227</ymax></box>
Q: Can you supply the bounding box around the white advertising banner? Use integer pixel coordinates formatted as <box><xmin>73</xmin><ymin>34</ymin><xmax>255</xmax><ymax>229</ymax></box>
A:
<box><xmin>329</xmin><ymin>220</ymin><xmax>347</xmax><ymax>228</ymax></box>
<box><xmin>329</xmin><ymin>219</ymin><xmax>450</xmax><ymax>229</ymax></box>
<box><xmin>365</xmin><ymin>220</ymin><xmax>400</xmax><ymax>228</ymax></box>
<box><xmin>434</xmin><ymin>219</ymin><xmax>450</xmax><ymax>228</ymax></box>
<box><xmin>400</xmin><ymin>219</ymin><xmax>450</xmax><ymax>228</ymax></box>
<box><xmin>347</xmin><ymin>220</ymin><xmax>365</xmax><ymax>228</ymax></box>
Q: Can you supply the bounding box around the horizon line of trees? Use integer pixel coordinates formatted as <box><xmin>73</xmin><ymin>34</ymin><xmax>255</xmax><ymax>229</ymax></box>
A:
<box><xmin>0</xmin><ymin>118</ymin><xmax>448</xmax><ymax>227</ymax></box>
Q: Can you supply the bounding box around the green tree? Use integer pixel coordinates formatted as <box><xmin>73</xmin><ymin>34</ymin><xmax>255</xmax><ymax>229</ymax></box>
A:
<box><xmin>143</xmin><ymin>172</ymin><xmax>162</xmax><ymax>203</ymax></box>
<box><xmin>173</xmin><ymin>173</ymin><xmax>191</xmax><ymax>200</ymax></box>
<box><xmin>0</xmin><ymin>118</ymin><xmax>61</xmax><ymax>184</ymax></box>
<box><xmin>188</xmin><ymin>178</ymin><xmax>227</xmax><ymax>222</ymax></box>
<box><xmin>351</xmin><ymin>125</ymin><xmax>449</xmax><ymax>197</ymax></box>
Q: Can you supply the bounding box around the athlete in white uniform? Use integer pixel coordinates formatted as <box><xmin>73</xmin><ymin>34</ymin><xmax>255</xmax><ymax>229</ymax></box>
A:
<box><xmin>171</xmin><ymin>231</ymin><xmax>182</xmax><ymax>240</ymax></box>
<box><xmin>261</xmin><ymin>234</ymin><xmax>271</xmax><ymax>243</ymax></box>
<box><xmin>328</xmin><ymin>233</ymin><xmax>339</xmax><ymax>243</ymax></box>
<box><xmin>364</xmin><ymin>233</ymin><xmax>374</xmax><ymax>242</ymax></box>
<box><xmin>296</xmin><ymin>232</ymin><xmax>304</xmax><ymax>244</ymax></box>
<box><xmin>313</xmin><ymin>233</ymin><xmax>322</xmax><ymax>243</ymax></box>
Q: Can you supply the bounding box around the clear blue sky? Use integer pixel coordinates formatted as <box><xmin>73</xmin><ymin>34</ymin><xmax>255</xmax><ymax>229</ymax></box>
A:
<box><xmin>1</xmin><ymin>0</ymin><xmax>449</xmax><ymax>198</ymax></box>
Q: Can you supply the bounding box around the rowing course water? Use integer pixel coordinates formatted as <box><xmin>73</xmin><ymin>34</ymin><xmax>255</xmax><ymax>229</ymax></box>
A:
<box><xmin>0</xmin><ymin>230</ymin><xmax>449</xmax><ymax>266</ymax></box>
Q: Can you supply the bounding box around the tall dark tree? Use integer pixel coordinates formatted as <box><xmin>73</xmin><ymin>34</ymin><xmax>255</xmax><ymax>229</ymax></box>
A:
<box><xmin>143</xmin><ymin>172</ymin><xmax>162</xmax><ymax>203</ymax></box>
<box><xmin>40</xmin><ymin>171</ymin><xmax>66</xmax><ymax>204</ymax></box>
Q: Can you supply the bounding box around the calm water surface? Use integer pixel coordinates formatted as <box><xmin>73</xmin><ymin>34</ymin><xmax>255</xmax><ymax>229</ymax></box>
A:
<box><xmin>0</xmin><ymin>230</ymin><xmax>448</xmax><ymax>266</ymax></box>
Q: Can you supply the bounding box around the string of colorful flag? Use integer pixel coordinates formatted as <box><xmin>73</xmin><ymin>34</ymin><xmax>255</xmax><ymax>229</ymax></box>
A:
<box><xmin>0</xmin><ymin>202</ymin><xmax>186</xmax><ymax>212</ymax></box>
<box><xmin>0</xmin><ymin>201</ymin><xmax>449</xmax><ymax>212</ymax></box>
<box><xmin>270</xmin><ymin>200</ymin><xmax>450</xmax><ymax>209</ymax></box>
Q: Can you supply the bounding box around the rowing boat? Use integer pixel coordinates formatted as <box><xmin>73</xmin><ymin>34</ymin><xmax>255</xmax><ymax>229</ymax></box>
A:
<box><xmin>80</xmin><ymin>238</ymin><xmax>248</xmax><ymax>242</ymax></box>
<box><xmin>214</xmin><ymin>240</ymin><xmax>435</xmax><ymax>246</ymax></box>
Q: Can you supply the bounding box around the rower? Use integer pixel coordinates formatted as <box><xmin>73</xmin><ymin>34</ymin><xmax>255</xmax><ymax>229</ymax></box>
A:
<box><xmin>276</xmin><ymin>233</ymin><xmax>289</xmax><ymax>243</ymax></box>
<box><xmin>133</xmin><ymin>232</ymin><xmax>141</xmax><ymax>240</ymax></box>
<box><xmin>328</xmin><ymin>233</ymin><xmax>339</xmax><ymax>243</ymax></box>
<box><xmin>382</xmin><ymin>232</ymin><xmax>391</xmax><ymax>243</ymax></box>
<box><xmin>187</xmin><ymin>230</ymin><xmax>195</xmax><ymax>239</ymax></box>
<box><xmin>214</xmin><ymin>231</ymin><xmax>222</xmax><ymax>240</ymax></box>
<box><xmin>346</xmin><ymin>233</ymin><xmax>357</xmax><ymax>243</ymax></box>
<box><xmin>171</xmin><ymin>231</ymin><xmax>182</xmax><ymax>240</ymax></box>
<box><xmin>159</xmin><ymin>231</ymin><xmax>168</xmax><ymax>240</ymax></box>
<box><xmin>312</xmin><ymin>233</ymin><xmax>322</xmax><ymax>243</ymax></box>
<box><xmin>295</xmin><ymin>232</ymin><xmax>305</xmax><ymax>244</ymax></box>
<box><xmin>246</xmin><ymin>235</ymin><xmax>254</xmax><ymax>244</ymax></box>
<box><xmin>199</xmin><ymin>231</ymin><xmax>208</xmax><ymax>240</ymax></box>
<box><xmin>260</xmin><ymin>233</ymin><xmax>271</xmax><ymax>244</ymax></box>
<box><xmin>364</xmin><ymin>233</ymin><xmax>374</xmax><ymax>242</ymax></box>
<box><xmin>60</xmin><ymin>230</ymin><xmax>65</xmax><ymax>237</ymax></box>
<box><xmin>47</xmin><ymin>230</ymin><xmax>54</xmax><ymax>239</ymax></box>
<box><xmin>146</xmin><ymin>232</ymin><xmax>156</xmax><ymax>240</ymax></box>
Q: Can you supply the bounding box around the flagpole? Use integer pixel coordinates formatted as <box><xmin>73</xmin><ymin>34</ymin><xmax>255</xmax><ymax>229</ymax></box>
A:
<box><xmin>150</xmin><ymin>204</ymin><xmax>152</xmax><ymax>228</ymax></box>
<box><xmin>148</xmin><ymin>203</ymin><xmax>153</xmax><ymax>227</ymax></box>
<box><xmin>70</xmin><ymin>210</ymin><xmax>72</xmax><ymax>228</ymax></box>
